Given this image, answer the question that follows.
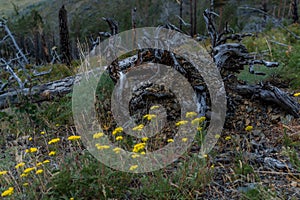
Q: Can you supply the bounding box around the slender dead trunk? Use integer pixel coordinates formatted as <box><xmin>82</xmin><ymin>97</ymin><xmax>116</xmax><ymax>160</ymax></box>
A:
<box><xmin>190</xmin><ymin>0</ymin><xmax>194</xmax><ymax>36</ymax></box>
<box><xmin>180</xmin><ymin>0</ymin><xmax>183</xmax><ymax>30</ymax></box>
<box><xmin>292</xmin><ymin>0</ymin><xmax>299</xmax><ymax>23</ymax></box>
<box><xmin>59</xmin><ymin>5</ymin><xmax>71</xmax><ymax>66</ymax></box>
<box><xmin>193</xmin><ymin>0</ymin><xmax>197</xmax><ymax>34</ymax></box>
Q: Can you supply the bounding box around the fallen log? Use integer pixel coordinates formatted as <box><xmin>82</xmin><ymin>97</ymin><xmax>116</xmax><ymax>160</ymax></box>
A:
<box><xmin>0</xmin><ymin>76</ymin><xmax>75</xmax><ymax>109</ymax></box>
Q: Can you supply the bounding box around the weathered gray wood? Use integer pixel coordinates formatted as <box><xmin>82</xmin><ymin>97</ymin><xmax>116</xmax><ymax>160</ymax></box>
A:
<box><xmin>0</xmin><ymin>75</ymin><xmax>75</xmax><ymax>109</ymax></box>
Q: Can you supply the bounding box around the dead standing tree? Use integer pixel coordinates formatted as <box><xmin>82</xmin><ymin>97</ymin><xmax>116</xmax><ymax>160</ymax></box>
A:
<box><xmin>0</xmin><ymin>18</ymin><xmax>30</xmax><ymax>91</ymax></box>
<box><xmin>59</xmin><ymin>5</ymin><xmax>71</xmax><ymax>66</ymax></box>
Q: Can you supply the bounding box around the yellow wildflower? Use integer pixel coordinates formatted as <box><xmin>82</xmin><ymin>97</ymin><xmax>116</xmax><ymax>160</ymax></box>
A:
<box><xmin>23</xmin><ymin>183</ymin><xmax>29</xmax><ymax>186</ymax></box>
<box><xmin>112</xmin><ymin>127</ymin><xmax>123</xmax><ymax>135</ymax></box>
<box><xmin>215</xmin><ymin>134</ymin><xmax>221</xmax><ymax>139</ymax></box>
<box><xmin>142</xmin><ymin>137</ymin><xmax>149</xmax><ymax>142</ymax></box>
<box><xmin>49</xmin><ymin>151</ymin><xmax>56</xmax><ymax>156</ymax></box>
<box><xmin>133</xmin><ymin>143</ymin><xmax>146</xmax><ymax>153</ymax></box>
<box><xmin>131</xmin><ymin>154</ymin><xmax>140</xmax><ymax>158</ymax></box>
<box><xmin>93</xmin><ymin>132</ymin><xmax>104</xmax><ymax>139</ymax></box>
<box><xmin>28</xmin><ymin>137</ymin><xmax>33</xmax><ymax>141</ymax></box>
<box><xmin>25</xmin><ymin>147</ymin><xmax>38</xmax><ymax>153</ymax></box>
<box><xmin>294</xmin><ymin>92</ymin><xmax>300</xmax><ymax>97</ymax></box>
<box><xmin>211</xmin><ymin>164</ymin><xmax>215</xmax><ymax>169</ymax></box>
<box><xmin>36</xmin><ymin>162</ymin><xmax>43</xmax><ymax>167</ymax></box>
<box><xmin>143</xmin><ymin>114</ymin><xmax>156</xmax><ymax>121</ymax></box>
<box><xmin>40</xmin><ymin>131</ymin><xmax>45</xmax><ymax>135</ymax></box>
<box><xmin>245</xmin><ymin>125</ymin><xmax>253</xmax><ymax>131</ymax></box>
<box><xmin>15</xmin><ymin>162</ymin><xmax>25</xmax><ymax>169</ymax></box>
<box><xmin>55</xmin><ymin>123</ymin><xmax>60</xmax><ymax>127</ymax></box>
<box><xmin>225</xmin><ymin>136</ymin><xmax>231</xmax><ymax>141</ymax></box>
<box><xmin>20</xmin><ymin>173</ymin><xmax>28</xmax><ymax>178</ymax></box>
<box><xmin>197</xmin><ymin>127</ymin><xmax>203</xmax><ymax>131</ymax></box>
<box><xmin>48</xmin><ymin>138</ymin><xmax>60</xmax><ymax>144</ymax></box>
<box><xmin>140</xmin><ymin>151</ymin><xmax>146</xmax><ymax>155</ymax></box>
<box><xmin>185</xmin><ymin>111</ymin><xmax>197</xmax><ymax>118</ymax></box>
<box><xmin>95</xmin><ymin>144</ymin><xmax>110</xmax><ymax>150</ymax></box>
<box><xmin>68</xmin><ymin>135</ymin><xmax>81</xmax><ymax>141</ymax></box>
<box><xmin>1</xmin><ymin>187</ymin><xmax>14</xmax><ymax>197</ymax></box>
<box><xmin>132</xmin><ymin>124</ymin><xmax>144</xmax><ymax>131</ymax></box>
<box><xmin>167</xmin><ymin>139</ymin><xmax>174</xmax><ymax>143</ymax></box>
<box><xmin>203</xmin><ymin>154</ymin><xmax>208</xmax><ymax>158</ymax></box>
<box><xmin>175</xmin><ymin>120</ymin><xmax>188</xmax><ymax>126</ymax></box>
<box><xmin>35</xmin><ymin>169</ymin><xmax>43</xmax><ymax>174</ymax></box>
<box><xmin>23</xmin><ymin>167</ymin><xmax>35</xmax><ymax>174</ymax></box>
<box><xmin>0</xmin><ymin>171</ymin><xmax>8</xmax><ymax>176</ymax></box>
<box><xmin>116</xmin><ymin>136</ymin><xmax>123</xmax><ymax>141</ymax></box>
<box><xmin>43</xmin><ymin>160</ymin><xmax>50</xmax><ymax>164</ymax></box>
<box><xmin>129</xmin><ymin>165</ymin><xmax>138</xmax><ymax>171</ymax></box>
<box><xmin>113</xmin><ymin>147</ymin><xmax>121</xmax><ymax>154</ymax></box>
<box><xmin>191</xmin><ymin>117</ymin><xmax>206</xmax><ymax>125</ymax></box>
<box><xmin>150</xmin><ymin>105</ymin><xmax>160</xmax><ymax>110</ymax></box>
<box><xmin>181</xmin><ymin>138</ymin><xmax>188</xmax><ymax>142</ymax></box>
<box><xmin>70</xmin><ymin>198</ymin><xmax>74</xmax><ymax>200</ymax></box>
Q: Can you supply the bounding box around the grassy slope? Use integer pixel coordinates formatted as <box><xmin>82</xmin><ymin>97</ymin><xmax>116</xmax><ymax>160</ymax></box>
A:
<box><xmin>0</xmin><ymin>0</ymin><xmax>44</xmax><ymax>15</ymax></box>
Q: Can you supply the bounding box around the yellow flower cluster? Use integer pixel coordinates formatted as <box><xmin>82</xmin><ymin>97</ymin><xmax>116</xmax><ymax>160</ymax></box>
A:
<box><xmin>245</xmin><ymin>125</ymin><xmax>253</xmax><ymax>131</ymax></box>
<box><xmin>0</xmin><ymin>171</ymin><xmax>8</xmax><ymax>176</ymax></box>
<box><xmin>40</xmin><ymin>131</ymin><xmax>45</xmax><ymax>135</ymax></box>
<box><xmin>142</xmin><ymin>137</ymin><xmax>148</xmax><ymax>142</ymax></box>
<box><xmin>48</xmin><ymin>138</ymin><xmax>60</xmax><ymax>144</ymax></box>
<box><xmin>25</xmin><ymin>147</ymin><xmax>38</xmax><ymax>153</ymax></box>
<box><xmin>93</xmin><ymin>132</ymin><xmax>104</xmax><ymax>139</ymax></box>
<box><xmin>150</xmin><ymin>105</ymin><xmax>160</xmax><ymax>110</ymax></box>
<box><xmin>49</xmin><ymin>151</ymin><xmax>56</xmax><ymax>156</ymax></box>
<box><xmin>225</xmin><ymin>136</ymin><xmax>231</xmax><ymax>141</ymax></box>
<box><xmin>116</xmin><ymin>136</ymin><xmax>123</xmax><ymax>141</ymax></box>
<box><xmin>43</xmin><ymin>160</ymin><xmax>50</xmax><ymax>164</ymax></box>
<box><xmin>95</xmin><ymin>144</ymin><xmax>110</xmax><ymax>150</ymax></box>
<box><xmin>185</xmin><ymin>111</ymin><xmax>197</xmax><ymax>118</ymax></box>
<box><xmin>294</xmin><ymin>92</ymin><xmax>300</xmax><ymax>97</ymax></box>
<box><xmin>35</xmin><ymin>169</ymin><xmax>43</xmax><ymax>174</ymax></box>
<box><xmin>143</xmin><ymin>114</ymin><xmax>156</xmax><ymax>121</ymax></box>
<box><xmin>15</xmin><ymin>162</ymin><xmax>25</xmax><ymax>169</ymax></box>
<box><xmin>24</xmin><ymin>167</ymin><xmax>35</xmax><ymax>174</ymax></box>
<box><xmin>181</xmin><ymin>138</ymin><xmax>188</xmax><ymax>142</ymax></box>
<box><xmin>167</xmin><ymin>139</ymin><xmax>174</xmax><ymax>143</ymax></box>
<box><xmin>129</xmin><ymin>165</ymin><xmax>138</xmax><ymax>171</ymax></box>
<box><xmin>133</xmin><ymin>143</ymin><xmax>146</xmax><ymax>153</ymax></box>
<box><xmin>175</xmin><ymin>120</ymin><xmax>188</xmax><ymax>126</ymax></box>
<box><xmin>113</xmin><ymin>147</ymin><xmax>121</xmax><ymax>154</ymax></box>
<box><xmin>68</xmin><ymin>135</ymin><xmax>81</xmax><ymax>141</ymax></box>
<box><xmin>132</xmin><ymin>124</ymin><xmax>144</xmax><ymax>131</ymax></box>
<box><xmin>1</xmin><ymin>187</ymin><xmax>14</xmax><ymax>197</ymax></box>
<box><xmin>112</xmin><ymin>127</ymin><xmax>123</xmax><ymax>135</ymax></box>
<box><xmin>191</xmin><ymin>116</ymin><xmax>206</xmax><ymax>125</ymax></box>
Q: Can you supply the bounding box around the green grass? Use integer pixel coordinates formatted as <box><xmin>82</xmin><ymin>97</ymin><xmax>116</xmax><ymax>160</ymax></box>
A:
<box><xmin>0</xmin><ymin>0</ymin><xmax>43</xmax><ymax>15</ymax></box>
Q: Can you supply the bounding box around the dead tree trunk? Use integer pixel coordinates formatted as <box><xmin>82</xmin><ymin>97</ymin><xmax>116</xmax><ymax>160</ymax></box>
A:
<box><xmin>59</xmin><ymin>5</ymin><xmax>71</xmax><ymax>66</ymax></box>
<box><xmin>193</xmin><ymin>0</ymin><xmax>197</xmax><ymax>34</ymax></box>
<box><xmin>292</xmin><ymin>0</ymin><xmax>299</xmax><ymax>23</ymax></box>
<box><xmin>179</xmin><ymin>0</ymin><xmax>183</xmax><ymax>30</ymax></box>
<box><xmin>190</xmin><ymin>0</ymin><xmax>194</xmax><ymax>36</ymax></box>
<box><xmin>203</xmin><ymin>9</ymin><xmax>300</xmax><ymax>118</ymax></box>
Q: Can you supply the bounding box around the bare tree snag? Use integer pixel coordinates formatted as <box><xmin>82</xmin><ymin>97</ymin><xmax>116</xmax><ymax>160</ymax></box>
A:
<box><xmin>193</xmin><ymin>0</ymin><xmax>197</xmax><ymax>34</ymax></box>
<box><xmin>59</xmin><ymin>5</ymin><xmax>71</xmax><ymax>66</ymax></box>
<box><xmin>179</xmin><ymin>0</ymin><xmax>183</xmax><ymax>30</ymax></box>
<box><xmin>292</xmin><ymin>0</ymin><xmax>299</xmax><ymax>23</ymax></box>
<box><xmin>203</xmin><ymin>9</ymin><xmax>300</xmax><ymax>118</ymax></box>
<box><xmin>190</xmin><ymin>0</ymin><xmax>194</xmax><ymax>36</ymax></box>
<box><xmin>0</xmin><ymin>19</ymin><xmax>29</xmax><ymax>67</ymax></box>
